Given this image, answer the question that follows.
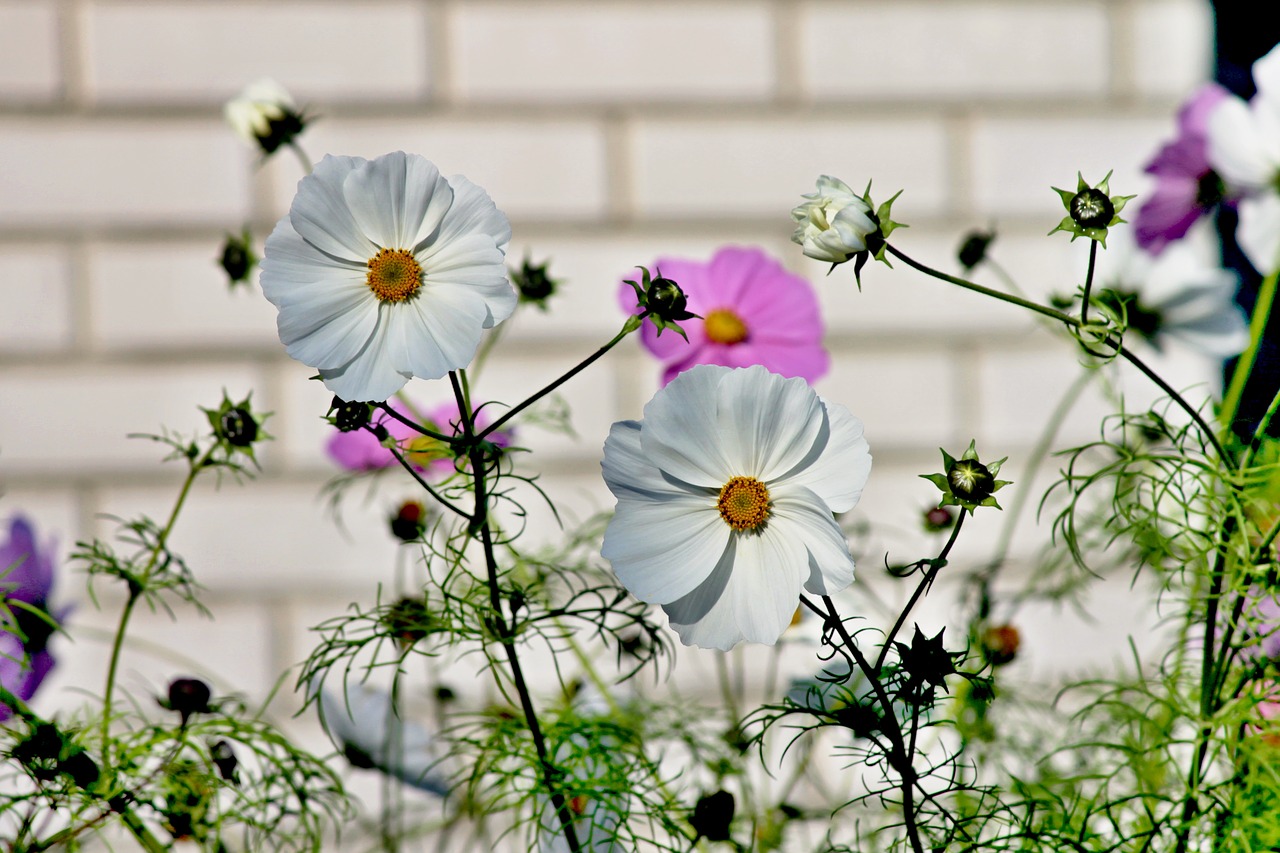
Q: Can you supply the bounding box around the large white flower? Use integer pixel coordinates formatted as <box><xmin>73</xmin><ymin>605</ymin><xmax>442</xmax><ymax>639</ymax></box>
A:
<box><xmin>791</xmin><ymin>175</ymin><xmax>877</xmax><ymax>264</ymax></box>
<box><xmin>260</xmin><ymin>151</ymin><xmax>516</xmax><ymax>402</ymax></box>
<box><xmin>1206</xmin><ymin>44</ymin><xmax>1280</xmax><ymax>273</ymax></box>
<box><xmin>601</xmin><ymin>364</ymin><xmax>871</xmax><ymax>650</ymax></box>
<box><xmin>316</xmin><ymin>681</ymin><xmax>449</xmax><ymax>795</ymax></box>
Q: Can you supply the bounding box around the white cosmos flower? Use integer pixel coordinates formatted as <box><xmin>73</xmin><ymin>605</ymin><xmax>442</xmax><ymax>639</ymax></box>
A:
<box><xmin>260</xmin><ymin>151</ymin><xmax>516</xmax><ymax>401</ymax></box>
<box><xmin>601</xmin><ymin>364</ymin><xmax>871</xmax><ymax>651</ymax></box>
<box><xmin>224</xmin><ymin>78</ymin><xmax>296</xmax><ymax>143</ymax></box>
<box><xmin>791</xmin><ymin>175</ymin><xmax>877</xmax><ymax>264</ymax></box>
<box><xmin>317</xmin><ymin>681</ymin><xmax>449</xmax><ymax>796</ymax></box>
<box><xmin>1206</xmin><ymin>44</ymin><xmax>1280</xmax><ymax>273</ymax></box>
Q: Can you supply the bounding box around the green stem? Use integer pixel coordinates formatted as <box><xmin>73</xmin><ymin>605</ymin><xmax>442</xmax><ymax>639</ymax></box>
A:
<box><xmin>100</xmin><ymin>448</ymin><xmax>212</xmax><ymax>768</ymax></box>
<box><xmin>1221</xmin><ymin>267</ymin><xmax>1279</xmax><ymax>434</ymax></box>
<box><xmin>478</xmin><ymin>317</ymin><xmax>640</xmax><ymax>441</ymax></box>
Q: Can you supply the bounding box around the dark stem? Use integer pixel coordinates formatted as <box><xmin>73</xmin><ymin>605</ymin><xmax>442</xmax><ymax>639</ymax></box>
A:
<box><xmin>375</xmin><ymin>401</ymin><xmax>455</xmax><ymax>443</ymax></box>
<box><xmin>449</xmin><ymin>371</ymin><xmax>583</xmax><ymax>853</ymax></box>
<box><xmin>875</xmin><ymin>510</ymin><xmax>968</xmax><ymax>673</ymax></box>
<box><xmin>800</xmin><ymin>595</ymin><xmax>927</xmax><ymax>853</ymax></box>
<box><xmin>477</xmin><ymin>317</ymin><xmax>639</xmax><ymax>441</ymax></box>
<box><xmin>383</xmin><ymin>439</ymin><xmax>470</xmax><ymax>520</ymax></box>
<box><xmin>1079</xmin><ymin>239</ymin><xmax>1099</xmax><ymax>327</ymax></box>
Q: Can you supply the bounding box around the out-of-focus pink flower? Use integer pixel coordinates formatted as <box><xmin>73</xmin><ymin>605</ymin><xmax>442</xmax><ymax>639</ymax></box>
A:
<box><xmin>619</xmin><ymin>246</ymin><xmax>829</xmax><ymax>387</ymax></box>
<box><xmin>1</xmin><ymin>516</ymin><xmax>66</xmax><ymax>720</ymax></box>
<box><xmin>1135</xmin><ymin>84</ymin><xmax>1231</xmax><ymax>255</ymax></box>
<box><xmin>326</xmin><ymin>399</ymin><xmax>514</xmax><ymax>475</ymax></box>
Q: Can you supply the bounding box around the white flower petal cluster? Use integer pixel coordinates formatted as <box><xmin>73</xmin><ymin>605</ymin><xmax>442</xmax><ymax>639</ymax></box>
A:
<box><xmin>224</xmin><ymin>78</ymin><xmax>295</xmax><ymax>143</ymax></box>
<box><xmin>259</xmin><ymin>151</ymin><xmax>516</xmax><ymax>402</ymax></box>
<box><xmin>601</xmin><ymin>364</ymin><xmax>871</xmax><ymax>651</ymax></box>
<box><xmin>791</xmin><ymin>176</ymin><xmax>877</xmax><ymax>264</ymax></box>
<box><xmin>317</xmin><ymin>681</ymin><xmax>449</xmax><ymax>795</ymax></box>
<box><xmin>1206</xmin><ymin>44</ymin><xmax>1280</xmax><ymax>273</ymax></box>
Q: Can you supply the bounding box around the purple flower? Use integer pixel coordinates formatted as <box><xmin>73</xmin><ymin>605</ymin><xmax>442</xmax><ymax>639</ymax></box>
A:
<box><xmin>326</xmin><ymin>399</ymin><xmax>513</xmax><ymax>475</ymax></box>
<box><xmin>1134</xmin><ymin>84</ymin><xmax>1231</xmax><ymax>255</ymax></box>
<box><xmin>1</xmin><ymin>516</ymin><xmax>65</xmax><ymax>720</ymax></box>
<box><xmin>620</xmin><ymin>246</ymin><xmax>829</xmax><ymax>387</ymax></box>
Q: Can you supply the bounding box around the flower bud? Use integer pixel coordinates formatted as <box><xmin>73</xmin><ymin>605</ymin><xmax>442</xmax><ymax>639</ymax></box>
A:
<box><xmin>224</xmin><ymin>78</ymin><xmax>308</xmax><ymax>157</ymax></box>
<box><xmin>60</xmin><ymin>749</ymin><xmax>100</xmax><ymax>789</ymax></box>
<box><xmin>1049</xmin><ymin>171</ymin><xmax>1134</xmax><ymax>245</ymax></box>
<box><xmin>165</xmin><ymin>678</ymin><xmax>212</xmax><ymax>727</ymax></box>
<box><xmin>948</xmin><ymin>458</ymin><xmax>996</xmax><ymax>505</ymax></box>
<box><xmin>512</xmin><ymin>256</ymin><xmax>558</xmax><ymax>308</ymax></box>
<box><xmin>980</xmin><ymin>624</ymin><xmax>1021</xmax><ymax>666</ymax></box>
<box><xmin>957</xmin><ymin>229</ymin><xmax>995</xmax><ymax>271</ymax></box>
<box><xmin>690</xmin><ymin>789</ymin><xmax>735</xmax><ymax>842</ymax></box>
<box><xmin>383</xmin><ymin>595</ymin><xmax>431</xmax><ymax>649</ymax></box>
<box><xmin>389</xmin><ymin>500</ymin><xmax>427</xmax><ymax>542</ymax></box>
<box><xmin>645</xmin><ymin>274</ymin><xmax>688</xmax><ymax>320</ymax></box>
<box><xmin>791</xmin><ymin>176</ymin><xmax>877</xmax><ymax>264</ymax></box>
<box><xmin>1070</xmin><ymin>188</ymin><xmax>1115</xmax><ymax>229</ymax></box>
<box><xmin>923</xmin><ymin>506</ymin><xmax>955</xmax><ymax>532</ymax></box>
<box><xmin>218</xmin><ymin>407</ymin><xmax>258</xmax><ymax>447</ymax></box>
<box><xmin>330</xmin><ymin>397</ymin><xmax>371</xmax><ymax>433</ymax></box>
<box><xmin>210</xmin><ymin>739</ymin><xmax>240</xmax><ymax>784</ymax></box>
<box><xmin>218</xmin><ymin>230</ymin><xmax>256</xmax><ymax>286</ymax></box>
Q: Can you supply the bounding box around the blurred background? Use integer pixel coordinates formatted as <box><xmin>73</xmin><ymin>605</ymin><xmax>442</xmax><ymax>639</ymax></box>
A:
<box><xmin>0</xmin><ymin>0</ymin><xmax>1227</xmax><ymax>789</ymax></box>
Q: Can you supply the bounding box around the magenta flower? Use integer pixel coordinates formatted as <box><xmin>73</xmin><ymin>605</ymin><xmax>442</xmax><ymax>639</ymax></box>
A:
<box><xmin>1</xmin><ymin>516</ymin><xmax>66</xmax><ymax>720</ymax></box>
<box><xmin>620</xmin><ymin>246</ymin><xmax>829</xmax><ymax>386</ymax></box>
<box><xmin>1134</xmin><ymin>84</ymin><xmax>1231</xmax><ymax>255</ymax></box>
<box><xmin>326</xmin><ymin>399</ymin><xmax>513</xmax><ymax>476</ymax></box>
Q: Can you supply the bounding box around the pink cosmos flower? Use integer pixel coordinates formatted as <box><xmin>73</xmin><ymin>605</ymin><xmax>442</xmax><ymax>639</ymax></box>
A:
<box><xmin>1135</xmin><ymin>84</ymin><xmax>1231</xmax><ymax>255</ymax></box>
<box><xmin>326</xmin><ymin>399</ymin><xmax>513</xmax><ymax>475</ymax></box>
<box><xmin>1</xmin><ymin>516</ymin><xmax>67</xmax><ymax>720</ymax></box>
<box><xmin>620</xmin><ymin>246</ymin><xmax>829</xmax><ymax>387</ymax></box>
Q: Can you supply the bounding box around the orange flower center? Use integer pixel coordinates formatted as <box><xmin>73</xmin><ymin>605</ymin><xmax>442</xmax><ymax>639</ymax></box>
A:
<box><xmin>704</xmin><ymin>308</ymin><xmax>749</xmax><ymax>345</ymax></box>
<box><xmin>366</xmin><ymin>248</ymin><xmax>423</xmax><ymax>303</ymax></box>
<box><xmin>717</xmin><ymin>476</ymin><xmax>771</xmax><ymax>531</ymax></box>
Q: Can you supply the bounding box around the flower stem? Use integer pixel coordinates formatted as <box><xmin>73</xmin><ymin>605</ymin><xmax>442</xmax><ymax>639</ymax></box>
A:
<box><xmin>477</xmin><ymin>316</ymin><xmax>641</xmax><ymax>442</ymax></box>
<box><xmin>874</xmin><ymin>510</ymin><xmax>968</xmax><ymax>673</ymax></box>
<box><xmin>1079</xmin><ymin>239</ymin><xmax>1099</xmax><ymax>327</ymax></box>
<box><xmin>449</xmin><ymin>371</ymin><xmax>583</xmax><ymax>853</ymax></box>
<box><xmin>1221</xmin><ymin>266</ymin><xmax>1279</xmax><ymax>435</ymax></box>
<box><xmin>100</xmin><ymin>447</ymin><xmax>212</xmax><ymax>769</ymax></box>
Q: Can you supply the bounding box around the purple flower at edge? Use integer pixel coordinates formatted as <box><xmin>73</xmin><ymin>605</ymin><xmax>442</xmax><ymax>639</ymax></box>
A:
<box><xmin>619</xmin><ymin>246</ymin><xmax>829</xmax><ymax>387</ymax></box>
<box><xmin>2</xmin><ymin>515</ymin><xmax>67</xmax><ymax>720</ymax></box>
<box><xmin>1134</xmin><ymin>84</ymin><xmax>1231</xmax><ymax>255</ymax></box>
<box><xmin>326</xmin><ymin>399</ymin><xmax>514</xmax><ymax>475</ymax></box>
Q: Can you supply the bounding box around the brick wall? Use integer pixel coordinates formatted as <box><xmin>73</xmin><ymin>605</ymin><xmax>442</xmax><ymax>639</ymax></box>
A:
<box><xmin>2</xmin><ymin>0</ymin><xmax>1214</xmax><ymax>734</ymax></box>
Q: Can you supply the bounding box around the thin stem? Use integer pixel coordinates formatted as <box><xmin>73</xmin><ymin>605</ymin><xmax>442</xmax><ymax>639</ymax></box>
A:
<box><xmin>288</xmin><ymin>140</ymin><xmax>314</xmax><ymax>174</ymax></box>
<box><xmin>887</xmin><ymin>243</ymin><xmax>1230</xmax><ymax>463</ymax></box>
<box><xmin>376</xmin><ymin>401</ymin><xmax>455</xmax><ymax>443</ymax></box>
<box><xmin>874</xmin><ymin>511</ymin><xmax>968</xmax><ymax>673</ymax></box>
<box><xmin>1221</xmin><ymin>266</ymin><xmax>1279</xmax><ymax>434</ymax></box>
<box><xmin>478</xmin><ymin>317</ymin><xmax>640</xmax><ymax>441</ymax></box>
<box><xmin>385</xmin><ymin>442</ymin><xmax>470</xmax><ymax>520</ymax></box>
<box><xmin>101</xmin><ymin>447</ymin><xmax>212</xmax><ymax>767</ymax></box>
<box><xmin>800</xmin><ymin>595</ymin><xmax>927</xmax><ymax>853</ymax></box>
<box><xmin>1079</xmin><ymin>239</ymin><xmax>1099</xmax><ymax>327</ymax></box>
<box><xmin>1239</xmin><ymin>383</ymin><xmax>1280</xmax><ymax>475</ymax></box>
<box><xmin>449</xmin><ymin>372</ymin><xmax>582</xmax><ymax>853</ymax></box>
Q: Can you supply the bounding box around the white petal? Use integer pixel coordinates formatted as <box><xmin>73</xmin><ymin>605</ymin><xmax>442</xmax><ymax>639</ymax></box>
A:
<box><xmin>777</xmin><ymin>402</ymin><xmax>872</xmax><ymax>513</ymax></box>
<box><xmin>1238</xmin><ymin>193</ymin><xmax>1280</xmax><ymax>275</ymax></box>
<box><xmin>714</xmin><ymin>366</ymin><xmax>827</xmax><ymax>481</ymax></box>
<box><xmin>422</xmin><ymin>173</ymin><xmax>512</xmax><ymax>254</ymax></box>
<box><xmin>318</xmin><ymin>305</ymin><xmax>413</xmax><ymax>402</ymax></box>
<box><xmin>601</xmin><ymin>420</ymin><xmax>707</xmax><ymax>503</ymax></box>
<box><xmin>344</xmin><ymin>152</ymin><xmax>454</xmax><ymax>250</ymax></box>
<box><xmin>603</xmin><ymin>497</ymin><xmax>728</xmax><ymax>605</ymax></box>
<box><xmin>289</xmin><ymin>155</ymin><xmax>380</xmax><ymax>261</ymax></box>
<box><xmin>769</xmin><ymin>486</ymin><xmax>857</xmax><ymax>595</ymax></box>
<box><xmin>665</xmin><ymin>526</ymin><xmax>807</xmax><ymax>649</ymax></box>
<box><xmin>411</xmin><ymin>283</ymin><xmax>491</xmax><ymax>375</ymax></box>
<box><xmin>420</xmin><ymin>233</ymin><xmax>517</xmax><ymax>327</ymax></box>
<box><xmin>639</xmin><ymin>366</ymin><xmax>736</xmax><ymax>488</ymax></box>
<box><xmin>1207</xmin><ymin>98</ymin><xmax>1275</xmax><ymax>190</ymax></box>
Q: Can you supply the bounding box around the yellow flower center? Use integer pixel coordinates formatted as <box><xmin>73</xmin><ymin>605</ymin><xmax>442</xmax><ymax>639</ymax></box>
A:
<box><xmin>404</xmin><ymin>433</ymin><xmax>450</xmax><ymax>468</ymax></box>
<box><xmin>704</xmin><ymin>308</ymin><xmax>749</xmax><ymax>345</ymax></box>
<box><xmin>366</xmin><ymin>248</ymin><xmax>423</xmax><ymax>303</ymax></box>
<box><xmin>717</xmin><ymin>476</ymin><xmax>771</xmax><ymax>531</ymax></box>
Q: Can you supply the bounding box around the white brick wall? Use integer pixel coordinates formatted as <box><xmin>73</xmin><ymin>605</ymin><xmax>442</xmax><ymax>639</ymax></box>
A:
<box><xmin>0</xmin><ymin>0</ymin><xmax>1222</xmax><ymax>825</ymax></box>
